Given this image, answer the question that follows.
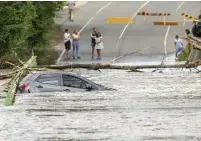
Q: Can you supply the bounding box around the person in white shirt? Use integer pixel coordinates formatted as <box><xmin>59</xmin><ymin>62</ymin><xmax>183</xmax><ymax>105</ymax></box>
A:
<box><xmin>95</xmin><ymin>32</ymin><xmax>104</xmax><ymax>60</ymax></box>
<box><xmin>174</xmin><ymin>35</ymin><xmax>186</xmax><ymax>59</ymax></box>
<box><xmin>64</xmin><ymin>29</ymin><xmax>71</xmax><ymax>59</ymax></box>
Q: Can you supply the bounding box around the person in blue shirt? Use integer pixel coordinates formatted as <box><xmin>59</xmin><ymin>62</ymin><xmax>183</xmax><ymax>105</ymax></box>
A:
<box><xmin>68</xmin><ymin>1</ymin><xmax>75</xmax><ymax>22</ymax></box>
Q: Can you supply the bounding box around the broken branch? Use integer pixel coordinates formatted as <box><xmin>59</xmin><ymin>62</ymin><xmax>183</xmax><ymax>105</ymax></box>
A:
<box><xmin>106</xmin><ymin>46</ymin><xmax>153</xmax><ymax>65</ymax></box>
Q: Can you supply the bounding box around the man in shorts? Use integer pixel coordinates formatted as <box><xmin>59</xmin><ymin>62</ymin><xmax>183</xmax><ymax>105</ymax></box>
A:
<box><xmin>90</xmin><ymin>28</ymin><xmax>97</xmax><ymax>59</ymax></box>
<box><xmin>174</xmin><ymin>35</ymin><xmax>186</xmax><ymax>59</ymax></box>
<box><xmin>64</xmin><ymin>29</ymin><xmax>71</xmax><ymax>59</ymax></box>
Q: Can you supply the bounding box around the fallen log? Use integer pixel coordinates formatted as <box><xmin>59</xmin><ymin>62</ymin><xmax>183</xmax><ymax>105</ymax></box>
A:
<box><xmin>106</xmin><ymin>46</ymin><xmax>152</xmax><ymax>65</ymax></box>
<box><xmin>188</xmin><ymin>35</ymin><xmax>201</xmax><ymax>42</ymax></box>
<box><xmin>4</xmin><ymin>56</ymin><xmax>37</xmax><ymax>106</ymax></box>
<box><xmin>2</xmin><ymin>63</ymin><xmax>191</xmax><ymax>80</ymax></box>
<box><xmin>184</xmin><ymin>36</ymin><xmax>201</xmax><ymax>49</ymax></box>
<box><xmin>37</xmin><ymin>63</ymin><xmax>189</xmax><ymax>71</ymax></box>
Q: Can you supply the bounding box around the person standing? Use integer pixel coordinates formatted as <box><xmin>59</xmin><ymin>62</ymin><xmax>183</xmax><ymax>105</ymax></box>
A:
<box><xmin>174</xmin><ymin>35</ymin><xmax>186</xmax><ymax>59</ymax></box>
<box><xmin>64</xmin><ymin>29</ymin><xmax>71</xmax><ymax>59</ymax></box>
<box><xmin>90</xmin><ymin>28</ymin><xmax>97</xmax><ymax>59</ymax></box>
<box><xmin>68</xmin><ymin>1</ymin><xmax>75</xmax><ymax>22</ymax></box>
<box><xmin>95</xmin><ymin>32</ymin><xmax>104</xmax><ymax>60</ymax></box>
<box><xmin>72</xmin><ymin>30</ymin><xmax>80</xmax><ymax>59</ymax></box>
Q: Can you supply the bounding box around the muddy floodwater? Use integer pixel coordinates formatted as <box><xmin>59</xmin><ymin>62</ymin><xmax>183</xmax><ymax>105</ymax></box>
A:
<box><xmin>1</xmin><ymin>69</ymin><xmax>201</xmax><ymax>141</ymax></box>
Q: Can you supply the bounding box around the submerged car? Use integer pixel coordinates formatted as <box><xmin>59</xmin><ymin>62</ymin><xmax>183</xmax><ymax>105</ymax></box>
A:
<box><xmin>18</xmin><ymin>72</ymin><xmax>115</xmax><ymax>93</ymax></box>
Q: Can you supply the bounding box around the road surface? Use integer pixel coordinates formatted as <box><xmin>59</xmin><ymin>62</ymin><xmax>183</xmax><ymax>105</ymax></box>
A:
<box><xmin>55</xmin><ymin>1</ymin><xmax>200</xmax><ymax>64</ymax></box>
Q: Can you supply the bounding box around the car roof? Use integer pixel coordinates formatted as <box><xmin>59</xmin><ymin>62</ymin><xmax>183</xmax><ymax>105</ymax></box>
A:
<box><xmin>32</xmin><ymin>71</ymin><xmax>79</xmax><ymax>76</ymax></box>
<box><xmin>30</xmin><ymin>71</ymin><xmax>95</xmax><ymax>85</ymax></box>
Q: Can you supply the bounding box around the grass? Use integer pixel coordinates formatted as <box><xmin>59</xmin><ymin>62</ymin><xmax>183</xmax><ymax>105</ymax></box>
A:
<box><xmin>177</xmin><ymin>44</ymin><xmax>192</xmax><ymax>62</ymax></box>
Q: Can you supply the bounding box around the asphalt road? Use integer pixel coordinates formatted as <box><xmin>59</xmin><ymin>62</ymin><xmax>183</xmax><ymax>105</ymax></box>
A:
<box><xmin>55</xmin><ymin>1</ymin><xmax>201</xmax><ymax>64</ymax></box>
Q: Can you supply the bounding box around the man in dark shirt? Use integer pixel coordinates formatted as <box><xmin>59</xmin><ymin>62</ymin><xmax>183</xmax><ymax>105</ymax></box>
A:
<box><xmin>90</xmin><ymin>28</ymin><xmax>97</xmax><ymax>59</ymax></box>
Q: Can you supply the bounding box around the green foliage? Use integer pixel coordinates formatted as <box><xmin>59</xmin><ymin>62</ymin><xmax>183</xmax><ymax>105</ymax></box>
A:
<box><xmin>29</xmin><ymin>2</ymin><xmax>63</xmax><ymax>48</ymax></box>
<box><xmin>0</xmin><ymin>1</ymin><xmax>63</xmax><ymax>68</ymax></box>
<box><xmin>198</xmin><ymin>14</ymin><xmax>201</xmax><ymax>19</ymax></box>
<box><xmin>0</xmin><ymin>2</ymin><xmax>35</xmax><ymax>55</ymax></box>
<box><xmin>177</xmin><ymin>44</ymin><xmax>192</xmax><ymax>61</ymax></box>
<box><xmin>34</xmin><ymin>48</ymin><xmax>58</xmax><ymax>65</ymax></box>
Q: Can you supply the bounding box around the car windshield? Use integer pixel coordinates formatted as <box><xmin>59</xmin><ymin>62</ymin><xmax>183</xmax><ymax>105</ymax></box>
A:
<box><xmin>79</xmin><ymin>75</ymin><xmax>104</xmax><ymax>87</ymax></box>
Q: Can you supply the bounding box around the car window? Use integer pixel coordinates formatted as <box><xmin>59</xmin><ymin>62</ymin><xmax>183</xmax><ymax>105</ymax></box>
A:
<box><xmin>62</xmin><ymin>75</ymin><xmax>87</xmax><ymax>89</ymax></box>
<box><xmin>36</xmin><ymin>74</ymin><xmax>59</xmax><ymax>85</ymax></box>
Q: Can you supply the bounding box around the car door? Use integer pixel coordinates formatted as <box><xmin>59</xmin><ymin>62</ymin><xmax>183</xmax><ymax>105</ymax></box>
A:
<box><xmin>61</xmin><ymin>74</ymin><xmax>88</xmax><ymax>93</ymax></box>
<box><xmin>33</xmin><ymin>73</ymin><xmax>62</xmax><ymax>93</ymax></box>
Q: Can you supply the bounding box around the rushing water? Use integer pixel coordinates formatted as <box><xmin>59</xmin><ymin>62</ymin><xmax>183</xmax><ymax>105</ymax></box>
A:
<box><xmin>1</xmin><ymin>69</ymin><xmax>201</xmax><ymax>141</ymax></box>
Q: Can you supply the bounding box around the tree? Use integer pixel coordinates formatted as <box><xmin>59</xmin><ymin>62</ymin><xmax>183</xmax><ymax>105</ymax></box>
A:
<box><xmin>0</xmin><ymin>2</ymin><xmax>35</xmax><ymax>57</ymax></box>
<box><xmin>29</xmin><ymin>2</ymin><xmax>63</xmax><ymax>48</ymax></box>
<box><xmin>0</xmin><ymin>1</ymin><xmax>63</xmax><ymax>68</ymax></box>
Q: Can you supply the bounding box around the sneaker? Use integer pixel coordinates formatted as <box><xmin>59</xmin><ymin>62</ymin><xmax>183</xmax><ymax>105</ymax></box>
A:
<box><xmin>67</xmin><ymin>57</ymin><xmax>70</xmax><ymax>59</ymax></box>
<box><xmin>64</xmin><ymin>57</ymin><xmax>67</xmax><ymax>60</ymax></box>
<box><xmin>73</xmin><ymin>56</ymin><xmax>75</xmax><ymax>59</ymax></box>
<box><xmin>77</xmin><ymin>57</ymin><xmax>81</xmax><ymax>59</ymax></box>
<box><xmin>91</xmin><ymin>56</ymin><xmax>94</xmax><ymax>59</ymax></box>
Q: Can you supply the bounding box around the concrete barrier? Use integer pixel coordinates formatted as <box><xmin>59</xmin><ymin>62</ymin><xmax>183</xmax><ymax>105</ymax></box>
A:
<box><xmin>181</xmin><ymin>13</ymin><xmax>197</xmax><ymax>21</ymax></box>
<box><xmin>106</xmin><ymin>17</ymin><xmax>132</xmax><ymax>23</ymax></box>
<box><xmin>153</xmin><ymin>21</ymin><xmax>178</xmax><ymax>25</ymax></box>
